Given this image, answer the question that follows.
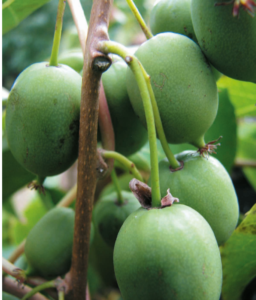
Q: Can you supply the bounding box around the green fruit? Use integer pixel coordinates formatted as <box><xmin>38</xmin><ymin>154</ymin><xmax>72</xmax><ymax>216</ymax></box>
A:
<box><xmin>126</xmin><ymin>33</ymin><xmax>218</xmax><ymax>147</ymax></box>
<box><xmin>102</xmin><ymin>61</ymin><xmax>148</xmax><ymax>156</ymax></box>
<box><xmin>2</xmin><ymin>134</ymin><xmax>34</xmax><ymax>200</ymax></box>
<box><xmin>58</xmin><ymin>49</ymin><xmax>84</xmax><ymax>73</ymax></box>
<box><xmin>24</xmin><ymin>207</ymin><xmax>75</xmax><ymax>278</ymax></box>
<box><xmin>25</xmin><ymin>206</ymin><xmax>94</xmax><ymax>278</ymax></box>
<box><xmin>93</xmin><ymin>191</ymin><xmax>141</xmax><ymax>247</ymax></box>
<box><xmin>191</xmin><ymin>0</ymin><xmax>256</xmax><ymax>83</ymax></box>
<box><xmin>6</xmin><ymin>62</ymin><xmax>82</xmax><ymax>177</ymax></box>
<box><xmin>150</xmin><ymin>0</ymin><xmax>198</xmax><ymax>43</ymax></box>
<box><xmin>151</xmin><ymin>151</ymin><xmax>239</xmax><ymax>245</ymax></box>
<box><xmin>114</xmin><ymin>205</ymin><xmax>222</xmax><ymax>300</ymax></box>
<box><xmin>150</xmin><ymin>0</ymin><xmax>222</xmax><ymax>82</ymax></box>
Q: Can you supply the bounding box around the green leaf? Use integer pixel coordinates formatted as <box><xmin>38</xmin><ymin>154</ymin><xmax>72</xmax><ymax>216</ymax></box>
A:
<box><xmin>217</xmin><ymin>76</ymin><xmax>256</xmax><ymax>117</ymax></box>
<box><xmin>237</xmin><ymin>121</ymin><xmax>256</xmax><ymax>191</ymax></box>
<box><xmin>1</xmin><ymin>113</ymin><xmax>35</xmax><ymax>201</ymax></box>
<box><xmin>2</xmin><ymin>0</ymin><xmax>52</xmax><ymax>35</ymax></box>
<box><xmin>170</xmin><ymin>88</ymin><xmax>237</xmax><ymax>173</ymax></box>
<box><xmin>221</xmin><ymin>204</ymin><xmax>256</xmax><ymax>300</ymax></box>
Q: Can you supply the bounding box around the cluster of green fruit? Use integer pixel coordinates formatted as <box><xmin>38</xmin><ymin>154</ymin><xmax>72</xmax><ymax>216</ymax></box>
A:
<box><xmin>4</xmin><ymin>0</ymin><xmax>252</xmax><ymax>298</ymax></box>
<box><xmin>96</xmin><ymin>0</ymin><xmax>249</xmax><ymax>299</ymax></box>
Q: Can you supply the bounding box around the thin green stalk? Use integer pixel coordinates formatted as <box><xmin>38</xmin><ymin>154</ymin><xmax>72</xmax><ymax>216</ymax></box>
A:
<box><xmin>21</xmin><ymin>280</ymin><xmax>55</xmax><ymax>300</ymax></box>
<box><xmin>38</xmin><ymin>190</ymin><xmax>54</xmax><ymax>211</ymax></box>
<box><xmin>126</xmin><ymin>0</ymin><xmax>153</xmax><ymax>39</ymax></box>
<box><xmin>58</xmin><ymin>290</ymin><xmax>65</xmax><ymax>300</ymax></box>
<box><xmin>102</xmin><ymin>150</ymin><xmax>144</xmax><ymax>183</ymax></box>
<box><xmin>49</xmin><ymin>0</ymin><xmax>66</xmax><ymax>66</ymax></box>
<box><xmin>99</xmin><ymin>41</ymin><xmax>161</xmax><ymax>207</ymax></box>
<box><xmin>111</xmin><ymin>168</ymin><xmax>124</xmax><ymax>204</ymax></box>
<box><xmin>141</xmin><ymin>68</ymin><xmax>180</xmax><ymax>169</ymax></box>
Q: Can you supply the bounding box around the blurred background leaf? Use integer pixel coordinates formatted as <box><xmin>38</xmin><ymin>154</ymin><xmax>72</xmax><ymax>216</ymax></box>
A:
<box><xmin>217</xmin><ymin>77</ymin><xmax>256</xmax><ymax>117</ymax></box>
<box><xmin>2</xmin><ymin>0</ymin><xmax>52</xmax><ymax>34</ymax></box>
<box><xmin>237</xmin><ymin>120</ymin><xmax>256</xmax><ymax>191</ymax></box>
<box><xmin>221</xmin><ymin>204</ymin><xmax>256</xmax><ymax>300</ymax></box>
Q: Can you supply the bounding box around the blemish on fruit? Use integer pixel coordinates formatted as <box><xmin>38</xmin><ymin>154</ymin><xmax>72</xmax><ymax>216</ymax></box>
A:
<box><xmin>153</xmin><ymin>73</ymin><xmax>167</xmax><ymax>91</ymax></box>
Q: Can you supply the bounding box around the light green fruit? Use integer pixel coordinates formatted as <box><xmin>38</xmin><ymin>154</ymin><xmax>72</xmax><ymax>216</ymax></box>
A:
<box><xmin>114</xmin><ymin>205</ymin><xmax>222</xmax><ymax>300</ymax></box>
<box><xmin>150</xmin><ymin>151</ymin><xmax>239</xmax><ymax>245</ymax></box>
<box><xmin>93</xmin><ymin>191</ymin><xmax>141</xmax><ymax>247</ymax></box>
<box><xmin>6</xmin><ymin>62</ymin><xmax>81</xmax><ymax>177</ymax></box>
<box><xmin>58</xmin><ymin>49</ymin><xmax>84</xmax><ymax>73</ymax></box>
<box><xmin>25</xmin><ymin>207</ymin><xmax>94</xmax><ymax>278</ymax></box>
<box><xmin>102</xmin><ymin>61</ymin><xmax>148</xmax><ymax>156</ymax></box>
<box><xmin>150</xmin><ymin>0</ymin><xmax>222</xmax><ymax>82</ymax></box>
<box><xmin>126</xmin><ymin>33</ymin><xmax>218</xmax><ymax>147</ymax></box>
<box><xmin>25</xmin><ymin>207</ymin><xmax>75</xmax><ymax>278</ymax></box>
<box><xmin>191</xmin><ymin>0</ymin><xmax>256</xmax><ymax>83</ymax></box>
<box><xmin>150</xmin><ymin>0</ymin><xmax>198</xmax><ymax>42</ymax></box>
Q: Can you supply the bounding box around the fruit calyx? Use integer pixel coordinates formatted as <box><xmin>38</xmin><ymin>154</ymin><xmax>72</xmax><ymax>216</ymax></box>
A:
<box><xmin>129</xmin><ymin>179</ymin><xmax>179</xmax><ymax>209</ymax></box>
<box><xmin>169</xmin><ymin>160</ymin><xmax>184</xmax><ymax>172</ymax></box>
<box><xmin>27</xmin><ymin>176</ymin><xmax>46</xmax><ymax>194</ymax></box>
<box><xmin>215</xmin><ymin>0</ymin><xmax>256</xmax><ymax>17</ymax></box>
<box><xmin>197</xmin><ymin>136</ymin><xmax>222</xmax><ymax>157</ymax></box>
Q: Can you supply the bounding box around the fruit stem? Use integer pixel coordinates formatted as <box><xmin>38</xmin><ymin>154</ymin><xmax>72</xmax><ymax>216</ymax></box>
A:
<box><xmin>141</xmin><ymin>68</ymin><xmax>180</xmax><ymax>169</ymax></box>
<box><xmin>58</xmin><ymin>290</ymin><xmax>65</xmax><ymax>300</ymax></box>
<box><xmin>38</xmin><ymin>190</ymin><xmax>55</xmax><ymax>211</ymax></box>
<box><xmin>67</xmin><ymin>0</ymin><xmax>88</xmax><ymax>56</ymax></box>
<box><xmin>49</xmin><ymin>0</ymin><xmax>66</xmax><ymax>66</ymax></box>
<box><xmin>111</xmin><ymin>168</ymin><xmax>124</xmax><ymax>204</ymax></box>
<box><xmin>57</xmin><ymin>184</ymin><xmax>77</xmax><ymax>208</ymax></box>
<box><xmin>98</xmin><ymin>41</ymin><xmax>161</xmax><ymax>207</ymax></box>
<box><xmin>8</xmin><ymin>239</ymin><xmax>26</xmax><ymax>264</ymax></box>
<box><xmin>102</xmin><ymin>150</ymin><xmax>144</xmax><ymax>182</ymax></box>
<box><xmin>126</xmin><ymin>0</ymin><xmax>153</xmax><ymax>39</ymax></box>
<box><xmin>20</xmin><ymin>280</ymin><xmax>56</xmax><ymax>300</ymax></box>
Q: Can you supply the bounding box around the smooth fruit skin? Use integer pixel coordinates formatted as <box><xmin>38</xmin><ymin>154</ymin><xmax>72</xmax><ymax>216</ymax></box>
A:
<box><xmin>153</xmin><ymin>151</ymin><xmax>239</xmax><ymax>245</ymax></box>
<box><xmin>114</xmin><ymin>205</ymin><xmax>222</xmax><ymax>300</ymax></box>
<box><xmin>93</xmin><ymin>191</ymin><xmax>141</xmax><ymax>247</ymax></box>
<box><xmin>150</xmin><ymin>0</ymin><xmax>198</xmax><ymax>42</ymax></box>
<box><xmin>191</xmin><ymin>0</ymin><xmax>256</xmax><ymax>83</ymax></box>
<box><xmin>25</xmin><ymin>207</ymin><xmax>75</xmax><ymax>278</ymax></box>
<box><xmin>149</xmin><ymin>0</ymin><xmax>222</xmax><ymax>82</ymax></box>
<box><xmin>6</xmin><ymin>62</ymin><xmax>81</xmax><ymax>177</ymax></box>
<box><xmin>126</xmin><ymin>33</ymin><xmax>218</xmax><ymax>147</ymax></box>
<box><xmin>102</xmin><ymin>61</ymin><xmax>148</xmax><ymax>156</ymax></box>
<box><xmin>58</xmin><ymin>49</ymin><xmax>84</xmax><ymax>73</ymax></box>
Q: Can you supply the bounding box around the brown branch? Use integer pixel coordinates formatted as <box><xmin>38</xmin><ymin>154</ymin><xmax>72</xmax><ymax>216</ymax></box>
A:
<box><xmin>2</xmin><ymin>277</ymin><xmax>49</xmax><ymax>300</ymax></box>
<box><xmin>98</xmin><ymin>81</ymin><xmax>115</xmax><ymax>174</ymax></box>
<box><xmin>69</xmin><ymin>0</ymin><xmax>113</xmax><ymax>298</ymax></box>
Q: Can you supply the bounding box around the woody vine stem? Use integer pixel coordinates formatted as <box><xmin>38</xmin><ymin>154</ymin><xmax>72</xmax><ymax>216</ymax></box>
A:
<box><xmin>69</xmin><ymin>0</ymin><xmax>113</xmax><ymax>299</ymax></box>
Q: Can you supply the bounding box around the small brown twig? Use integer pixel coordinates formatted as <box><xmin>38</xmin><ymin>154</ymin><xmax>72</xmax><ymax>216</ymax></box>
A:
<box><xmin>98</xmin><ymin>80</ymin><xmax>115</xmax><ymax>174</ymax></box>
<box><xmin>2</xmin><ymin>277</ymin><xmax>49</xmax><ymax>300</ymax></box>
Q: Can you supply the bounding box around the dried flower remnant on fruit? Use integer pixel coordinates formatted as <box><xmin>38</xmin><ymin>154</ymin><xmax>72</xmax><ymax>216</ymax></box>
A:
<box><xmin>27</xmin><ymin>181</ymin><xmax>45</xmax><ymax>195</ymax></box>
<box><xmin>129</xmin><ymin>179</ymin><xmax>179</xmax><ymax>209</ymax></box>
<box><xmin>197</xmin><ymin>136</ymin><xmax>222</xmax><ymax>158</ymax></box>
<box><xmin>215</xmin><ymin>0</ymin><xmax>256</xmax><ymax>17</ymax></box>
<box><xmin>161</xmin><ymin>189</ymin><xmax>179</xmax><ymax>208</ymax></box>
<box><xmin>129</xmin><ymin>178</ymin><xmax>152</xmax><ymax>208</ymax></box>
